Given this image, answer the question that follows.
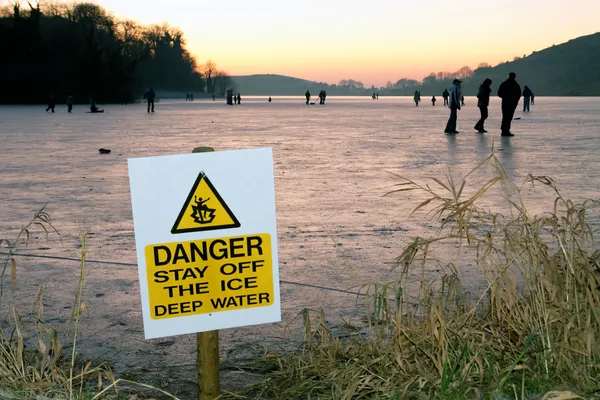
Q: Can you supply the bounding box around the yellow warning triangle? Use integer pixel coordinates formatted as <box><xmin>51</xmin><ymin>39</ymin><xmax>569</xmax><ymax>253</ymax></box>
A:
<box><xmin>171</xmin><ymin>172</ymin><xmax>240</xmax><ymax>234</ymax></box>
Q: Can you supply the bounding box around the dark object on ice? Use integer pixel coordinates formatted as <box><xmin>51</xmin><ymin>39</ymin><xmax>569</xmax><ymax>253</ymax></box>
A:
<box><xmin>98</xmin><ymin>148</ymin><xmax>111</xmax><ymax>154</ymax></box>
<box><xmin>192</xmin><ymin>146</ymin><xmax>215</xmax><ymax>153</ymax></box>
<box><xmin>90</xmin><ymin>98</ymin><xmax>104</xmax><ymax>113</ymax></box>
<box><xmin>513</xmin><ymin>117</ymin><xmax>521</xmax><ymax>120</ymax></box>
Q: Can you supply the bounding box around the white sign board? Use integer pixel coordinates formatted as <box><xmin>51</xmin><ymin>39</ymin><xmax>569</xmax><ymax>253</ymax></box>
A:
<box><xmin>128</xmin><ymin>148</ymin><xmax>280</xmax><ymax>339</ymax></box>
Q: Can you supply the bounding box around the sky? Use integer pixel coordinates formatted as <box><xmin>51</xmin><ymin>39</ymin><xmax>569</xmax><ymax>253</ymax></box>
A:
<box><xmin>4</xmin><ymin>0</ymin><xmax>600</xmax><ymax>86</ymax></box>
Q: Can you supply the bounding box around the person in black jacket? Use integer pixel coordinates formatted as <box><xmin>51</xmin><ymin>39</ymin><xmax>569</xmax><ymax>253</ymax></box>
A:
<box><xmin>497</xmin><ymin>72</ymin><xmax>521</xmax><ymax>136</ymax></box>
<box><xmin>522</xmin><ymin>85</ymin><xmax>532</xmax><ymax>112</ymax></box>
<box><xmin>474</xmin><ymin>78</ymin><xmax>492</xmax><ymax>133</ymax></box>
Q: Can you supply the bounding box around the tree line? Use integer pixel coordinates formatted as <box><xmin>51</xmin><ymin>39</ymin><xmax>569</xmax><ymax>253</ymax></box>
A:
<box><xmin>0</xmin><ymin>1</ymin><xmax>233</xmax><ymax>104</ymax></box>
<box><xmin>284</xmin><ymin>65</ymin><xmax>485</xmax><ymax>97</ymax></box>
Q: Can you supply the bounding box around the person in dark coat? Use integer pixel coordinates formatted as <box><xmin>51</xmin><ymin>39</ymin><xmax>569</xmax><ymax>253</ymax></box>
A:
<box><xmin>144</xmin><ymin>88</ymin><xmax>156</xmax><ymax>113</ymax></box>
<box><xmin>46</xmin><ymin>94</ymin><xmax>55</xmax><ymax>113</ymax></box>
<box><xmin>497</xmin><ymin>72</ymin><xmax>522</xmax><ymax>136</ymax></box>
<box><xmin>305</xmin><ymin>90</ymin><xmax>311</xmax><ymax>105</ymax></box>
<box><xmin>66</xmin><ymin>93</ymin><xmax>74</xmax><ymax>113</ymax></box>
<box><xmin>442</xmin><ymin>89</ymin><xmax>449</xmax><ymax>106</ymax></box>
<box><xmin>522</xmin><ymin>85</ymin><xmax>532</xmax><ymax>112</ymax></box>
<box><xmin>444</xmin><ymin>79</ymin><xmax>462</xmax><ymax>134</ymax></box>
<box><xmin>474</xmin><ymin>78</ymin><xmax>492</xmax><ymax>133</ymax></box>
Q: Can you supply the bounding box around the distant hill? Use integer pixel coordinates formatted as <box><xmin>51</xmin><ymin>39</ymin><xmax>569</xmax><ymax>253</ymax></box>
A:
<box><xmin>449</xmin><ymin>31</ymin><xmax>600</xmax><ymax>96</ymax></box>
<box><xmin>230</xmin><ymin>74</ymin><xmax>329</xmax><ymax>96</ymax></box>
<box><xmin>232</xmin><ymin>32</ymin><xmax>600</xmax><ymax>96</ymax></box>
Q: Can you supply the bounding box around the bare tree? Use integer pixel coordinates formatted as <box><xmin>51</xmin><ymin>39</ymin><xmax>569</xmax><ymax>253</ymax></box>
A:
<box><xmin>455</xmin><ymin>66</ymin><xmax>474</xmax><ymax>79</ymax></box>
<box><xmin>214</xmin><ymin>70</ymin><xmax>233</xmax><ymax>96</ymax></box>
<box><xmin>204</xmin><ymin>60</ymin><xmax>217</xmax><ymax>94</ymax></box>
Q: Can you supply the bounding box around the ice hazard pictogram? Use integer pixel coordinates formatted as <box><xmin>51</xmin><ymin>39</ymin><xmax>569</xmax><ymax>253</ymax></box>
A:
<box><xmin>171</xmin><ymin>172</ymin><xmax>240</xmax><ymax>234</ymax></box>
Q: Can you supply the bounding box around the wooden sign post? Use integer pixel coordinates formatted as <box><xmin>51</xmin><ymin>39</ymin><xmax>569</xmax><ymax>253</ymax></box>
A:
<box><xmin>192</xmin><ymin>146</ymin><xmax>220</xmax><ymax>400</ymax></box>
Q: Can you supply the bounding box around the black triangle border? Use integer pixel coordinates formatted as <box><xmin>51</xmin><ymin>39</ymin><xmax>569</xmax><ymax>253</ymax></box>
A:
<box><xmin>171</xmin><ymin>172</ymin><xmax>241</xmax><ymax>234</ymax></box>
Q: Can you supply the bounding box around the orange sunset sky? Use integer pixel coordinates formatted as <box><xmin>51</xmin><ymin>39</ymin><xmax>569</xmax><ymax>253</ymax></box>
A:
<box><xmin>3</xmin><ymin>0</ymin><xmax>599</xmax><ymax>86</ymax></box>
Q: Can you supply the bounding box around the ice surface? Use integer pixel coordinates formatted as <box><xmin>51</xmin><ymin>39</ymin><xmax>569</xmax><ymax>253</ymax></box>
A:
<box><xmin>1</xmin><ymin>96</ymin><xmax>599</xmax><ymax>394</ymax></box>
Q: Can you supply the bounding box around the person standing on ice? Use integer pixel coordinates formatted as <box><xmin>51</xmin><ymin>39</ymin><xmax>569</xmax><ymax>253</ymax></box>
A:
<box><xmin>474</xmin><ymin>78</ymin><xmax>492</xmax><ymax>133</ymax></box>
<box><xmin>432</xmin><ymin>95</ymin><xmax>436</xmax><ymax>106</ymax></box>
<box><xmin>522</xmin><ymin>85</ymin><xmax>532</xmax><ymax>112</ymax></box>
<box><xmin>497</xmin><ymin>72</ymin><xmax>522</xmax><ymax>136</ymax></box>
<box><xmin>531</xmin><ymin>92</ymin><xmax>535</xmax><ymax>105</ymax></box>
<box><xmin>414</xmin><ymin>90</ymin><xmax>421</xmax><ymax>106</ymax></box>
<box><xmin>66</xmin><ymin>93</ymin><xmax>74</xmax><ymax>113</ymax></box>
<box><xmin>305</xmin><ymin>90</ymin><xmax>311</xmax><ymax>105</ymax></box>
<box><xmin>46</xmin><ymin>93</ymin><xmax>55</xmax><ymax>113</ymax></box>
<box><xmin>444</xmin><ymin>79</ymin><xmax>462</xmax><ymax>134</ymax></box>
<box><xmin>144</xmin><ymin>88</ymin><xmax>155</xmax><ymax>113</ymax></box>
<box><xmin>442</xmin><ymin>89</ymin><xmax>449</xmax><ymax>106</ymax></box>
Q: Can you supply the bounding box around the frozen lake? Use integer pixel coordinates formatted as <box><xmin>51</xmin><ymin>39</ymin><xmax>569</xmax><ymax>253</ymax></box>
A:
<box><xmin>1</xmin><ymin>96</ymin><xmax>600</xmax><ymax>395</ymax></box>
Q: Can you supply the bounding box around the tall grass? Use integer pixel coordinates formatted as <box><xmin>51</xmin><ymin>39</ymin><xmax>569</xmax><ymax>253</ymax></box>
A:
<box><xmin>0</xmin><ymin>212</ymin><xmax>179</xmax><ymax>399</ymax></box>
<box><xmin>225</xmin><ymin>153</ymin><xmax>599</xmax><ymax>399</ymax></box>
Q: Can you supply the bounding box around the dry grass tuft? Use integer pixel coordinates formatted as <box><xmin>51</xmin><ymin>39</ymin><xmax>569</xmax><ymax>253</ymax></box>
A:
<box><xmin>1</xmin><ymin>212</ymin><xmax>179</xmax><ymax>399</ymax></box>
<box><xmin>223</xmin><ymin>153</ymin><xmax>600</xmax><ymax>399</ymax></box>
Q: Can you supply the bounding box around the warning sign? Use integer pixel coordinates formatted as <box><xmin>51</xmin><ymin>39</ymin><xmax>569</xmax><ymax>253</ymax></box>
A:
<box><xmin>128</xmin><ymin>148</ymin><xmax>280</xmax><ymax>339</ymax></box>
<box><xmin>171</xmin><ymin>172</ymin><xmax>240</xmax><ymax>234</ymax></box>
<box><xmin>146</xmin><ymin>233</ymin><xmax>272</xmax><ymax>319</ymax></box>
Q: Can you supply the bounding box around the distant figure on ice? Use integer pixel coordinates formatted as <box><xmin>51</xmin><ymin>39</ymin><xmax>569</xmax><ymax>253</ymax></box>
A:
<box><xmin>233</xmin><ymin>94</ymin><xmax>238</xmax><ymax>104</ymax></box>
<box><xmin>474</xmin><ymin>78</ymin><xmax>492</xmax><ymax>133</ymax></box>
<box><xmin>46</xmin><ymin>94</ymin><xmax>55</xmax><ymax>113</ymax></box>
<box><xmin>305</xmin><ymin>90</ymin><xmax>311</xmax><ymax>105</ymax></box>
<box><xmin>144</xmin><ymin>88</ymin><xmax>156</xmax><ymax>113</ymax></box>
<box><xmin>212</xmin><ymin>94</ymin><xmax>215</xmax><ymax>101</ymax></box>
<box><xmin>186</xmin><ymin>93</ymin><xmax>190</xmax><ymax>101</ymax></box>
<box><xmin>190</xmin><ymin>93</ymin><xmax>194</xmax><ymax>101</ymax></box>
<box><xmin>372</xmin><ymin>92</ymin><xmax>376</xmax><ymax>100</ymax></box>
<box><xmin>461</xmin><ymin>95</ymin><xmax>465</xmax><ymax>106</ymax></box>
<box><xmin>442</xmin><ymin>89</ymin><xmax>449</xmax><ymax>106</ymax></box>
<box><xmin>522</xmin><ymin>85</ymin><xmax>532</xmax><ymax>112</ymax></box>
<box><xmin>431</xmin><ymin>96</ymin><xmax>436</xmax><ymax>106</ymax></box>
<box><xmin>227</xmin><ymin>90</ymin><xmax>233</xmax><ymax>105</ymax></box>
<box><xmin>89</xmin><ymin>98</ymin><xmax>103</xmax><ymax>113</ymax></box>
<box><xmin>531</xmin><ymin>92</ymin><xmax>535</xmax><ymax>105</ymax></box>
<box><xmin>66</xmin><ymin>93</ymin><xmax>74</xmax><ymax>113</ymax></box>
<box><xmin>237</xmin><ymin>93</ymin><xmax>241</xmax><ymax>104</ymax></box>
<box><xmin>497</xmin><ymin>72</ymin><xmax>522</xmax><ymax>137</ymax></box>
<box><xmin>268</xmin><ymin>96</ymin><xmax>272</xmax><ymax>103</ymax></box>
<box><xmin>414</xmin><ymin>90</ymin><xmax>421</xmax><ymax>106</ymax></box>
<box><xmin>376</xmin><ymin>93</ymin><xmax>379</xmax><ymax>99</ymax></box>
<box><xmin>444</xmin><ymin>79</ymin><xmax>462</xmax><ymax>134</ymax></box>
<box><xmin>321</xmin><ymin>90</ymin><xmax>327</xmax><ymax>104</ymax></box>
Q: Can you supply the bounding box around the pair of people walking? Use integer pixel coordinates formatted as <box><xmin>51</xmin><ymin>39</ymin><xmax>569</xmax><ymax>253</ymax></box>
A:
<box><xmin>444</xmin><ymin>72</ymin><xmax>523</xmax><ymax>136</ymax></box>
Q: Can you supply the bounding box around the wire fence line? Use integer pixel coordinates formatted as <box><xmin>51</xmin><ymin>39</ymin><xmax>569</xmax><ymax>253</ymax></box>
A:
<box><xmin>0</xmin><ymin>251</ymin><xmax>366</xmax><ymax>297</ymax></box>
